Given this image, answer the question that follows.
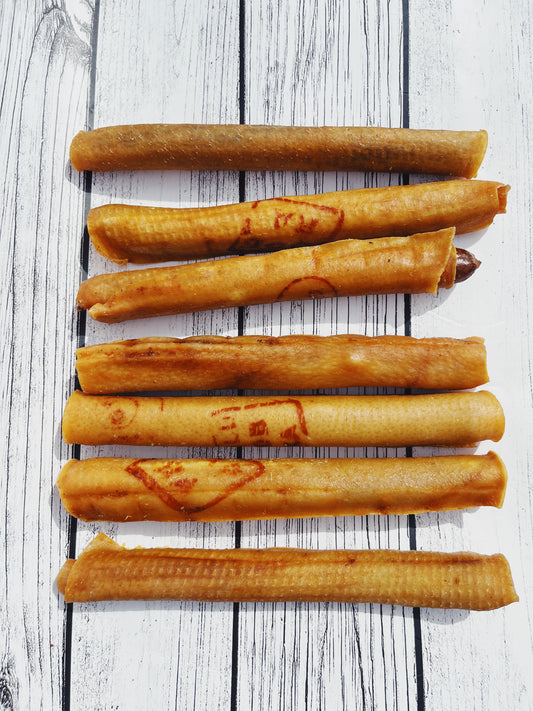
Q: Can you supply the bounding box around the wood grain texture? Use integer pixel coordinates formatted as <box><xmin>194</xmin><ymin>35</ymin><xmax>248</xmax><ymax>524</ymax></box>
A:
<box><xmin>0</xmin><ymin>1</ymin><xmax>93</xmax><ymax>708</ymax></box>
<box><xmin>407</xmin><ymin>1</ymin><xmax>533</xmax><ymax>708</ymax></box>
<box><xmin>2</xmin><ymin>0</ymin><xmax>533</xmax><ymax>709</ymax></box>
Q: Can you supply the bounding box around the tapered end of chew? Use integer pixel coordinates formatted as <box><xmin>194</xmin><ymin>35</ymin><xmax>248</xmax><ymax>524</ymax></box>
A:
<box><xmin>455</xmin><ymin>248</ymin><xmax>481</xmax><ymax>283</ymax></box>
<box><xmin>57</xmin><ymin>559</ymin><xmax>75</xmax><ymax>597</ymax></box>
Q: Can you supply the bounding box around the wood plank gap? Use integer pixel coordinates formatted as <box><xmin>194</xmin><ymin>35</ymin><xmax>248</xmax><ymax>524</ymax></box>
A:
<box><xmin>402</xmin><ymin>1</ymin><xmax>426</xmax><ymax>708</ymax></box>
<box><xmin>62</xmin><ymin>3</ymin><xmax>101</xmax><ymax>710</ymax></box>
<box><xmin>230</xmin><ymin>2</ymin><xmax>247</xmax><ymax>708</ymax></box>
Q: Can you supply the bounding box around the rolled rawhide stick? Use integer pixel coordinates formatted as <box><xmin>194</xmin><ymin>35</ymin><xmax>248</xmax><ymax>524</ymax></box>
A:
<box><xmin>61</xmin><ymin>390</ymin><xmax>505</xmax><ymax>448</ymax></box>
<box><xmin>70</xmin><ymin>124</ymin><xmax>488</xmax><ymax>177</ymax></box>
<box><xmin>76</xmin><ymin>229</ymin><xmax>479</xmax><ymax>323</ymax></box>
<box><xmin>57</xmin><ymin>533</ymin><xmax>518</xmax><ymax>609</ymax></box>
<box><xmin>86</xmin><ymin>179</ymin><xmax>508</xmax><ymax>264</ymax></box>
<box><xmin>75</xmin><ymin>334</ymin><xmax>489</xmax><ymax>394</ymax></box>
<box><xmin>56</xmin><ymin>452</ymin><xmax>507</xmax><ymax>522</ymax></box>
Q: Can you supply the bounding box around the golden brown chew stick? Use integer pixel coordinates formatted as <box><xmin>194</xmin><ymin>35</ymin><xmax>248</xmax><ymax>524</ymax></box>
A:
<box><xmin>57</xmin><ymin>534</ymin><xmax>518</xmax><ymax>609</ymax></box>
<box><xmin>75</xmin><ymin>334</ymin><xmax>489</xmax><ymax>394</ymax></box>
<box><xmin>56</xmin><ymin>452</ymin><xmax>507</xmax><ymax>522</ymax></box>
<box><xmin>70</xmin><ymin>124</ymin><xmax>488</xmax><ymax>177</ymax></box>
<box><xmin>61</xmin><ymin>390</ymin><xmax>505</xmax><ymax>448</ymax></box>
<box><xmin>87</xmin><ymin>179</ymin><xmax>507</xmax><ymax>264</ymax></box>
<box><xmin>76</xmin><ymin>229</ymin><xmax>469</xmax><ymax>324</ymax></box>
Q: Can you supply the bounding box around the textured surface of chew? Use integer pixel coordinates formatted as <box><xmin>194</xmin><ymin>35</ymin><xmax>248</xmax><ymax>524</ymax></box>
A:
<box><xmin>70</xmin><ymin>124</ymin><xmax>488</xmax><ymax>177</ymax></box>
<box><xmin>57</xmin><ymin>533</ymin><xmax>518</xmax><ymax>609</ymax></box>
<box><xmin>75</xmin><ymin>334</ymin><xmax>489</xmax><ymax>393</ymax></box>
<box><xmin>61</xmin><ymin>390</ymin><xmax>505</xmax><ymax>448</ymax></box>
<box><xmin>56</xmin><ymin>452</ymin><xmax>507</xmax><ymax>522</ymax></box>
<box><xmin>76</xmin><ymin>229</ymin><xmax>462</xmax><ymax>323</ymax></box>
<box><xmin>86</xmin><ymin>179</ymin><xmax>507</xmax><ymax>264</ymax></box>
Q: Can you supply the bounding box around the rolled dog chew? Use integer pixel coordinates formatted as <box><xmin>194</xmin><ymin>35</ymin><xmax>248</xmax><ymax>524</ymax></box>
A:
<box><xmin>70</xmin><ymin>124</ymin><xmax>488</xmax><ymax>177</ymax></box>
<box><xmin>61</xmin><ymin>390</ymin><xmax>505</xmax><ymax>448</ymax></box>
<box><xmin>57</xmin><ymin>533</ymin><xmax>518</xmax><ymax>609</ymax></box>
<box><xmin>56</xmin><ymin>452</ymin><xmax>507</xmax><ymax>522</ymax></box>
<box><xmin>76</xmin><ymin>229</ymin><xmax>477</xmax><ymax>323</ymax></box>
<box><xmin>75</xmin><ymin>334</ymin><xmax>489</xmax><ymax>394</ymax></box>
<box><xmin>86</xmin><ymin>179</ymin><xmax>508</xmax><ymax>264</ymax></box>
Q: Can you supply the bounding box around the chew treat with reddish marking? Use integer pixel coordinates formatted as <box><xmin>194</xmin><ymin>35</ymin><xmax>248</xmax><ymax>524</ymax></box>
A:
<box><xmin>75</xmin><ymin>334</ymin><xmax>489</xmax><ymax>394</ymax></box>
<box><xmin>86</xmin><ymin>179</ymin><xmax>508</xmax><ymax>264</ymax></box>
<box><xmin>70</xmin><ymin>124</ymin><xmax>488</xmax><ymax>177</ymax></box>
<box><xmin>61</xmin><ymin>390</ymin><xmax>505</xmax><ymax>448</ymax></box>
<box><xmin>57</xmin><ymin>533</ymin><xmax>518</xmax><ymax>609</ymax></box>
<box><xmin>57</xmin><ymin>452</ymin><xmax>507</xmax><ymax>522</ymax></box>
<box><xmin>76</xmin><ymin>229</ymin><xmax>476</xmax><ymax>323</ymax></box>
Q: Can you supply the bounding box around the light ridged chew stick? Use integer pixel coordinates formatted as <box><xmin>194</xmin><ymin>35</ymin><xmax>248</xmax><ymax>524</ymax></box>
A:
<box><xmin>56</xmin><ymin>452</ymin><xmax>507</xmax><ymax>522</ymax></box>
<box><xmin>76</xmin><ymin>229</ymin><xmax>478</xmax><ymax>323</ymax></box>
<box><xmin>86</xmin><ymin>179</ymin><xmax>508</xmax><ymax>264</ymax></box>
<box><xmin>75</xmin><ymin>334</ymin><xmax>489</xmax><ymax>394</ymax></box>
<box><xmin>70</xmin><ymin>125</ymin><xmax>488</xmax><ymax>177</ymax></box>
<box><xmin>57</xmin><ymin>533</ymin><xmax>518</xmax><ymax>609</ymax></box>
<box><xmin>61</xmin><ymin>390</ymin><xmax>505</xmax><ymax>448</ymax></box>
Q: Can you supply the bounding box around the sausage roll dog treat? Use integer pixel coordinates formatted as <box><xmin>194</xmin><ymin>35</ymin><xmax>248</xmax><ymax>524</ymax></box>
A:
<box><xmin>75</xmin><ymin>334</ymin><xmax>489</xmax><ymax>394</ymax></box>
<box><xmin>70</xmin><ymin>124</ymin><xmax>488</xmax><ymax>177</ymax></box>
<box><xmin>61</xmin><ymin>390</ymin><xmax>505</xmax><ymax>448</ymax></box>
<box><xmin>86</xmin><ymin>179</ymin><xmax>508</xmax><ymax>264</ymax></box>
<box><xmin>57</xmin><ymin>533</ymin><xmax>518</xmax><ymax>609</ymax></box>
<box><xmin>57</xmin><ymin>452</ymin><xmax>507</xmax><ymax>522</ymax></box>
<box><xmin>76</xmin><ymin>229</ymin><xmax>479</xmax><ymax>323</ymax></box>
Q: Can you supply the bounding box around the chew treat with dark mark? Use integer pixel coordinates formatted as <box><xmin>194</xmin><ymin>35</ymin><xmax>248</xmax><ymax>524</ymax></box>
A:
<box><xmin>75</xmin><ymin>334</ymin><xmax>489</xmax><ymax>394</ymax></box>
<box><xmin>56</xmin><ymin>452</ymin><xmax>507</xmax><ymax>522</ymax></box>
<box><xmin>57</xmin><ymin>533</ymin><xmax>518</xmax><ymax>609</ymax></box>
<box><xmin>86</xmin><ymin>179</ymin><xmax>508</xmax><ymax>264</ymax></box>
<box><xmin>70</xmin><ymin>124</ymin><xmax>488</xmax><ymax>177</ymax></box>
<box><xmin>76</xmin><ymin>228</ymin><xmax>478</xmax><ymax>323</ymax></box>
<box><xmin>61</xmin><ymin>390</ymin><xmax>505</xmax><ymax>448</ymax></box>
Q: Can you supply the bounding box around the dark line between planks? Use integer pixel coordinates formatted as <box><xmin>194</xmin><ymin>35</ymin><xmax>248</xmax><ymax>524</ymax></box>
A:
<box><xmin>62</xmin><ymin>3</ymin><xmax>101</xmax><ymax>711</ymax></box>
<box><xmin>230</xmin><ymin>2</ymin><xmax>247</xmax><ymax>709</ymax></box>
<box><xmin>402</xmin><ymin>1</ymin><xmax>426</xmax><ymax>709</ymax></box>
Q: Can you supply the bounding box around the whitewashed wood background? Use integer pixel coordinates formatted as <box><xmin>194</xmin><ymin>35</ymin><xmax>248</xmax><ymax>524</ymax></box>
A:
<box><xmin>1</xmin><ymin>0</ymin><xmax>532</xmax><ymax>709</ymax></box>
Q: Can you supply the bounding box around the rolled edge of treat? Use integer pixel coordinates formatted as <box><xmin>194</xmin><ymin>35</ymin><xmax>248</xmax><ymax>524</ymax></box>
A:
<box><xmin>61</xmin><ymin>390</ymin><xmax>505</xmax><ymax>448</ymax></box>
<box><xmin>76</xmin><ymin>230</ymin><xmax>464</xmax><ymax>324</ymax></box>
<box><xmin>57</xmin><ymin>533</ymin><xmax>518</xmax><ymax>609</ymax></box>
<box><xmin>69</xmin><ymin>125</ymin><xmax>488</xmax><ymax>177</ymax></box>
<box><xmin>56</xmin><ymin>452</ymin><xmax>507</xmax><ymax>523</ymax></box>
<box><xmin>74</xmin><ymin>334</ymin><xmax>489</xmax><ymax>394</ymax></box>
<box><xmin>86</xmin><ymin>180</ymin><xmax>507</xmax><ymax>266</ymax></box>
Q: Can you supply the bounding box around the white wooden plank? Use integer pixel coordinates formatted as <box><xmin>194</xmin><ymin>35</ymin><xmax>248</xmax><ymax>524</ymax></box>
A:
<box><xmin>408</xmin><ymin>0</ymin><xmax>533</xmax><ymax>708</ymax></box>
<box><xmin>236</xmin><ymin>2</ymin><xmax>420</xmax><ymax>709</ymax></box>
<box><xmin>67</xmin><ymin>1</ymin><xmax>242</xmax><ymax>709</ymax></box>
<box><xmin>0</xmin><ymin>1</ymin><xmax>94</xmax><ymax>708</ymax></box>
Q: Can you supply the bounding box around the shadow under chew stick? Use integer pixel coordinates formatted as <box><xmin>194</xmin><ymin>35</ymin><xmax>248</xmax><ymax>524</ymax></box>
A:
<box><xmin>76</xmin><ymin>229</ymin><xmax>473</xmax><ymax>323</ymax></box>
<box><xmin>56</xmin><ymin>452</ymin><xmax>507</xmax><ymax>522</ymax></box>
<box><xmin>70</xmin><ymin>125</ymin><xmax>488</xmax><ymax>177</ymax></box>
<box><xmin>86</xmin><ymin>179</ymin><xmax>508</xmax><ymax>264</ymax></box>
<box><xmin>61</xmin><ymin>390</ymin><xmax>505</xmax><ymax>448</ymax></box>
<box><xmin>75</xmin><ymin>334</ymin><xmax>489</xmax><ymax>394</ymax></box>
<box><xmin>57</xmin><ymin>533</ymin><xmax>518</xmax><ymax>610</ymax></box>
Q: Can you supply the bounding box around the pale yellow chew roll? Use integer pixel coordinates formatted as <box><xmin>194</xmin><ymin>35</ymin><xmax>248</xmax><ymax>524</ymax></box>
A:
<box><xmin>56</xmin><ymin>453</ymin><xmax>507</xmax><ymax>522</ymax></box>
<box><xmin>61</xmin><ymin>390</ymin><xmax>505</xmax><ymax>448</ymax></box>
<box><xmin>70</xmin><ymin>125</ymin><xmax>488</xmax><ymax>175</ymax></box>
<box><xmin>57</xmin><ymin>533</ymin><xmax>518</xmax><ymax>610</ymax></box>
<box><xmin>74</xmin><ymin>334</ymin><xmax>489</xmax><ymax>394</ymax></box>
<box><xmin>76</xmin><ymin>229</ymin><xmax>461</xmax><ymax>324</ymax></box>
<box><xmin>86</xmin><ymin>179</ymin><xmax>508</xmax><ymax>264</ymax></box>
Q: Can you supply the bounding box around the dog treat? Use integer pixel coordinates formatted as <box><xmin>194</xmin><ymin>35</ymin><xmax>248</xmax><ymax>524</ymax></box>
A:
<box><xmin>76</xmin><ymin>229</ymin><xmax>477</xmax><ymax>323</ymax></box>
<box><xmin>86</xmin><ymin>179</ymin><xmax>508</xmax><ymax>264</ymax></box>
<box><xmin>75</xmin><ymin>334</ymin><xmax>489</xmax><ymax>394</ymax></box>
<box><xmin>61</xmin><ymin>390</ymin><xmax>505</xmax><ymax>448</ymax></box>
<box><xmin>56</xmin><ymin>452</ymin><xmax>507</xmax><ymax>522</ymax></box>
<box><xmin>70</xmin><ymin>124</ymin><xmax>488</xmax><ymax>177</ymax></box>
<box><xmin>57</xmin><ymin>533</ymin><xmax>518</xmax><ymax>609</ymax></box>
